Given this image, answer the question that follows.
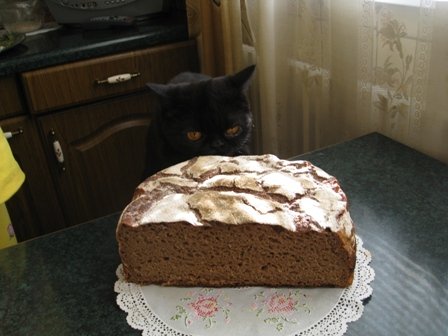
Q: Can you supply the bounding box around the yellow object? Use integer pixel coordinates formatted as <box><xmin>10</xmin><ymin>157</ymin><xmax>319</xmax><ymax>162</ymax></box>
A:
<box><xmin>0</xmin><ymin>203</ymin><xmax>17</xmax><ymax>248</ymax></box>
<box><xmin>0</xmin><ymin>127</ymin><xmax>25</xmax><ymax>204</ymax></box>
<box><xmin>0</xmin><ymin>126</ymin><xmax>25</xmax><ymax>248</ymax></box>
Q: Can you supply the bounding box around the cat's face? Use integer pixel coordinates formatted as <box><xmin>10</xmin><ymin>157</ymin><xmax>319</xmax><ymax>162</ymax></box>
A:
<box><xmin>149</xmin><ymin>65</ymin><xmax>256</xmax><ymax>158</ymax></box>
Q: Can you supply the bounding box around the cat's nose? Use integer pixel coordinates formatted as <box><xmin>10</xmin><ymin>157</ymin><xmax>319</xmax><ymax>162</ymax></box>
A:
<box><xmin>212</xmin><ymin>139</ymin><xmax>224</xmax><ymax>148</ymax></box>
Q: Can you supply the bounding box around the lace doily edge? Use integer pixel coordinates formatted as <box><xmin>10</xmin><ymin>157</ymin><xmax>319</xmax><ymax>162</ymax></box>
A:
<box><xmin>297</xmin><ymin>236</ymin><xmax>375</xmax><ymax>335</ymax></box>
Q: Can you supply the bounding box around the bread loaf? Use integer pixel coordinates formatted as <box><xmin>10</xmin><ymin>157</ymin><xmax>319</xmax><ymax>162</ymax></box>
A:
<box><xmin>117</xmin><ymin>155</ymin><xmax>356</xmax><ymax>287</ymax></box>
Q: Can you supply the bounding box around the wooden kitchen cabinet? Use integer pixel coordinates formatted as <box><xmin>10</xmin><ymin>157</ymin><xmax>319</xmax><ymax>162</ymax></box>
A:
<box><xmin>1</xmin><ymin>39</ymin><xmax>198</xmax><ymax>241</ymax></box>
<box><xmin>38</xmin><ymin>92</ymin><xmax>156</xmax><ymax>226</ymax></box>
<box><xmin>1</xmin><ymin>116</ymin><xmax>66</xmax><ymax>241</ymax></box>
<box><xmin>1</xmin><ymin>76</ymin><xmax>64</xmax><ymax>241</ymax></box>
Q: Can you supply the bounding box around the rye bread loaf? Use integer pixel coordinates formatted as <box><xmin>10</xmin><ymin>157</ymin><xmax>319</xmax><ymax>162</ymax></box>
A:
<box><xmin>117</xmin><ymin>154</ymin><xmax>356</xmax><ymax>287</ymax></box>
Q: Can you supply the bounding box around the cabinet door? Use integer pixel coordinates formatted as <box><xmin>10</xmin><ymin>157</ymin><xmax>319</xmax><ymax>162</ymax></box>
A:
<box><xmin>1</xmin><ymin>116</ymin><xmax>66</xmax><ymax>241</ymax></box>
<box><xmin>39</xmin><ymin>92</ymin><xmax>154</xmax><ymax>226</ymax></box>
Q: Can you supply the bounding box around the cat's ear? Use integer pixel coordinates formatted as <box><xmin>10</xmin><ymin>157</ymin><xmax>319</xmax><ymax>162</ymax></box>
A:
<box><xmin>146</xmin><ymin>83</ymin><xmax>170</xmax><ymax>98</ymax></box>
<box><xmin>229</xmin><ymin>64</ymin><xmax>256</xmax><ymax>91</ymax></box>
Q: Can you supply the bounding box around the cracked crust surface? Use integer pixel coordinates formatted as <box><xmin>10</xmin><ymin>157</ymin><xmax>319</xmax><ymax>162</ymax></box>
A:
<box><xmin>120</xmin><ymin>155</ymin><xmax>353</xmax><ymax>235</ymax></box>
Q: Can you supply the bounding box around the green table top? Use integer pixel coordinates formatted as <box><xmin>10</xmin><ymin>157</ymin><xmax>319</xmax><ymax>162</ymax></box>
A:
<box><xmin>1</xmin><ymin>133</ymin><xmax>447</xmax><ymax>335</ymax></box>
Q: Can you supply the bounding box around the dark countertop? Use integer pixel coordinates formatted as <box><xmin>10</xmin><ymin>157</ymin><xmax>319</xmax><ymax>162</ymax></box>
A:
<box><xmin>1</xmin><ymin>132</ymin><xmax>447</xmax><ymax>336</ymax></box>
<box><xmin>0</xmin><ymin>13</ymin><xmax>189</xmax><ymax>76</ymax></box>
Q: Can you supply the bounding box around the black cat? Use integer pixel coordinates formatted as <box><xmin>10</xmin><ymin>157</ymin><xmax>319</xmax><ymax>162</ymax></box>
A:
<box><xmin>144</xmin><ymin>64</ymin><xmax>256</xmax><ymax>177</ymax></box>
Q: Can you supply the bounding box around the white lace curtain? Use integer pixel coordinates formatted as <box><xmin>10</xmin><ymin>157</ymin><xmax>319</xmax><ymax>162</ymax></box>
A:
<box><xmin>187</xmin><ymin>0</ymin><xmax>448</xmax><ymax>164</ymax></box>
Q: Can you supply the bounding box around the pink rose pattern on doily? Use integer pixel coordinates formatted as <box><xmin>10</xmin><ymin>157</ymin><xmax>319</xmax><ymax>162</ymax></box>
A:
<box><xmin>190</xmin><ymin>296</ymin><xmax>219</xmax><ymax>318</ymax></box>
<box><xmin>171</xmin><ymin>289</ymin><xmax>231</xmax><ymax>328</ymax></box>
<box><xmin>171</xmin><ymin>288</ymin><xmax>310</xmax><ymax>332</ymax></box>
<box><xmin>251</xmin><ymin>289</ymin><xmax>310</xmax><ymax>331</ymax></box>
<box><xmin>267</xmin><ymin>293</ymin><xmax>297</xmax><ymax>314</ymax></box>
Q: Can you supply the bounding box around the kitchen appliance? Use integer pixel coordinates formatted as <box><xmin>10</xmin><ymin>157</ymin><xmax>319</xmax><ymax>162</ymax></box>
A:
<box><xmin>43</xmin><ymin>0</ymin><xmax>168</xmax><ymax>27</ymax></box>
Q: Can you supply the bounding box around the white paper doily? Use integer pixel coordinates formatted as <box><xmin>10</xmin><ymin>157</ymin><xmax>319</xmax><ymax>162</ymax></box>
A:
<box><xmin>115</xmin><ymin>235</ymin><xmax>374</xmax><ymax>336</ymax></box>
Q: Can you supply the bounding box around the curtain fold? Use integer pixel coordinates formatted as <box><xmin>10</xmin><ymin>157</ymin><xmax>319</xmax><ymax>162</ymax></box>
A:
<box><xmin>187</xmin><ymin>0</ymin><xmax>448</xmax><ymax>164</ymax></box>
<box><xmin>245</xmin><ymin>0</ymin><xmax>447</xmax><ymax>163</ymax></box>
<box><xmin>186</xmin><ymin>0</ymin><xmax>246</xmax><ymax>76</ymax></box>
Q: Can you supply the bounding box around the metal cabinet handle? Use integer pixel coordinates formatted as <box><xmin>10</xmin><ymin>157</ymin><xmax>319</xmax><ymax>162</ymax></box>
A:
<box><xmin>95</xmin><ymin>72</ymin><xmax>140</xmax><ymax>85</ymax></box>
<box><xmin>49</xmin><ymin>129</ymin><xmax>66</xmax><ymax>172</ymax></box>
<box><xmin>3</xmin><ymin>128</ymin><xmax>23</xmax><ymax>139</ymax></box>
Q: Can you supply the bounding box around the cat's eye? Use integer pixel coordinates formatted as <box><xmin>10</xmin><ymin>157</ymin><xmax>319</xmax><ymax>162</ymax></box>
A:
<box><xmin>187</xmin><ymin>131</ymin><xmax>202</xmax><ymax>141</ymax></box>
<box><xmin>225</xmin><ymin>125</ymin><xmax>242</xmax><ymax>138</ymax></box>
